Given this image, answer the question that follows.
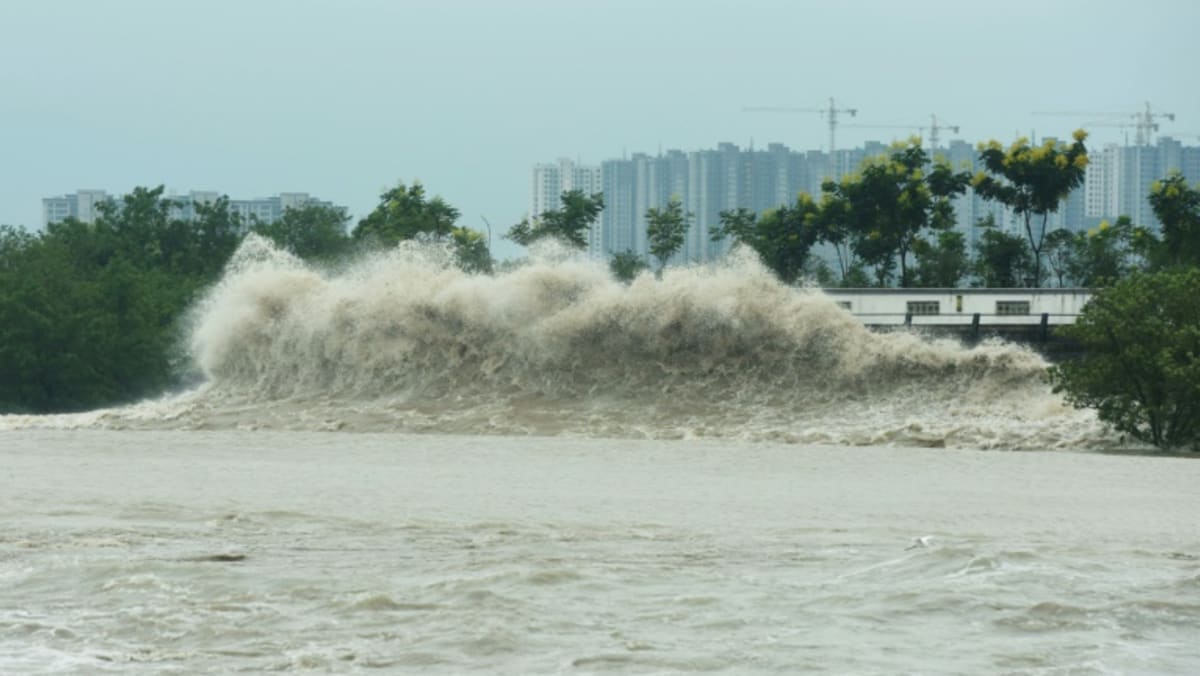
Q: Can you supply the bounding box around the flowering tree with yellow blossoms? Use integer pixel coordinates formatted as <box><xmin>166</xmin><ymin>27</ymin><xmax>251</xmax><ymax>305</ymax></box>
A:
<box><xmin>1147</xmin><ymin>172</ymin><xmax>1200</xmax><ymax>268</ymax></box>
<box><xmin>972</xmin><ymin>130</ymin><xmax>1089</xmax><ymax>287</ymax></box>
<box><xmin>820</xmin><ymin>138</ymin><xmax>970</xmax><ymax>287</ymax></box>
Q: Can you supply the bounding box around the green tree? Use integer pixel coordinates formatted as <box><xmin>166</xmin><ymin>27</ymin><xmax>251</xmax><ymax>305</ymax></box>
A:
<box><xmin>1043</xmin><ymin>227</ymin><xmax>1077</xmax><ymax>287</ymax></box>
<box><xmin>0</xmin><ymin>231</ymin><xmax>186</xmax><ymax>412</ymax></box>
<box><xmin>450</xmin><ymin>226</ymin><xmax>493</xmax><ymax>274</ymax></box>
<box><xmin>972</xmin><ymin>223</ymin><xmax>1031</xmax><ymax>287</ymax></box>
<box><xmin>802</xmin><ymin>257</ymin><xmax>837</xmax><ymax>286</ymax></box>
<box><xmin>711</xmin><ymin>195</ymin><xmax>822</xmax><ymax>284</ymax></box>
<box><xmin>0</xmin><ymin>187</ymin><xmax>251</xmax><ymax>413</ymax></box>
<box><xmin>253</xmin><ymin>203</ymin><xmax>352</xmax><ymax>262</ymax></box>
<box><xmin>811</xmin><ymin>194</ymin><xmax>856</xmax><ymax>280</ymax></box>
<box><xmin>93</xmin><ymin>186</ymin><xmax>174</xmax><ymax>269</ymax></box>
<box><xmin>820</xmin><ymin>139</ymin><xmax>970</xmax><ymax>287</ymax></box>
<box><xmin>1146</xmin><ymin>172</ymin><xmax>1200</xmax><ymax>267</ymax></box>
<box><xmin>609</xmin><ymin>250</ymin><xmax>649</xmax><ymax>283</ymax></box>
<box><xmin>0</xmin><ymin>225</ymin><xmax>34</xmax><ymax>264</ymax></box>
<box><xmin>912</xmin><ymin>230</ymin><xmax>970</xmax><ymax>287</ymax></box>
<box><xmin>645</xmin><ymin>197</ymin><xmax>690</xmax><ymax>274</ymax></box>
<box><xmin>507</xmin><ymin>189</ymin><xmax>604</xmax><ymax>250</ymax></box>
<box><xmin>971</xmin><ymin>131</ymin><xmax>1089</xmax><ymax>286</ymax></box>
<box><xmin>709</xmin><ymin>207</ymin><xmax>756</xmax><ymax>243</ymax></box>
<box><xmin>838</xmin><ymin>263</ymin><xmax>873</xmax><ymax>288</ymax></box>
<box><xmin>353</xmin><ymin>181</ymin><xmax>460</xmax><ymax>246</ymax></box>
<box><xmin>189</xmin><ymin>197</ymin><xmax>244</xmax><ymax>276</ymax></box>
<box><xmin>89</xmin><ymin>187</ymin><xmax>242</xmax><ymax>278</ymax></box>
<box><xmin>1067</xmin><ymin>217</ymin><xmax>1140</xmax><ymax>286</ymax></box>
<box><xmin>1050</xmin><ymin>269</ymin><xmax>1200</xmax><ymax>450</ymax></box>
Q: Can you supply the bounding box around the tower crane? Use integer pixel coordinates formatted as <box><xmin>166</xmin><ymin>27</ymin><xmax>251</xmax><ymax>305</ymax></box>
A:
<box><xmin>1076</xmin><ymin>120</ymin><xmax>1139</xmax><ymax>147</ymax></box>
<box><xmin>743</xmin><ymin>98</ymin><xmax>857</xmax><ymax>152</ymax></box>
<box><xmin>842</xmin><ymin>114</ymin><xmax>960</xmax><ymax>151</ymax></box>
<box><xmin>927</xmin><ymin>115</ymin><xmax>960</xmax><ymax>152</ymax></box>
<box><xmin>1032</xmin><ymin>101</ymin><xmax>1176</xmax><ymax>145</ymax></box>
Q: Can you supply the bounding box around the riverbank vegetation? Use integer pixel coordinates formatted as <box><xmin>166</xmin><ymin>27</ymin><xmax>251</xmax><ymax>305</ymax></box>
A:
<box><xmin>1050</xmin><ymin>268</ymin><xmax>1200</xmax><ymax>450</ymax></box>
<box><xmin>1</xmin><ymin>135</ymin><xmax>1197</xmax><ymax>451</ymax></box>
<box><xmin>0</xmin><ymin>182</ymin><xmax>490</xmax><ymax>413</ymax></box>
<box><xmin>1049</xmin><ymin>176</ymin><xmax>1200</xmax><ymax>451</ymax></box>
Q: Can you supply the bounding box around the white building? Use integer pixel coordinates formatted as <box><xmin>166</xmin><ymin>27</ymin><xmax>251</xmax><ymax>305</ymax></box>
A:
<box><xmin>43</xmin><ymin>190</ymin><xmax>342</xmax><ymax>228</ymax></box>
<box><xmin>530</xmin><ymin>159</ymin><xmax>602</xmax><ymax>224</ymax></box>
<box><xmin>821</xmin><ymin>287</ymin><xmax>1092</xmax><ymax>327</ymax></box>
<box><xmin>1080</xmin><ymin>137</ymin><xmax>1200</xmax><ymax>231</ymax></box>
<box><xmin>224</xmin><ymin>192</ymin><xmax>338</xmax><ymax>226</ymax></box>
<box><xmin>1084</xmin><ymin>144</ymin><xmax>1120</xmax><ymax>219</ymax></box>
<box><xmin>42</xmin><ymin>189</ymin><xmax>112</xmax><ymax>225</ymax></box>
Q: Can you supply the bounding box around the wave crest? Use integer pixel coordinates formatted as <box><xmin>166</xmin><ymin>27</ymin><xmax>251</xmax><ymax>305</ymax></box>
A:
<box><xmin>6</xmin><ymin>238</ymin><xmax>1105</xmax><ymax>449</ymax></box>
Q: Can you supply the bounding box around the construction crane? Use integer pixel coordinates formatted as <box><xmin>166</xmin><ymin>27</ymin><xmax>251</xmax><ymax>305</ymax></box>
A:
<box><xmin>927</xmin><ymin>115</ymin><xmax>960</xmax><ymax>152</ymax></box>
<box><xmin>1074</xmin><ymin>120</ymin><xmax>1137</xmax><ymax>147</ymax></box>
<box><xmin>1032</xmin><ymin>101</ymin><xmax>1176</xmax><ymax>146</ymax></box>
<box><xmin>743</xmin><ymin>98</ymin><xmax>857</xmax><ymax>152</ymax></box>
<box><xmin>842</xmin><ymin>114</ymin><xmax>960</xmax><ymax>151</ymax></box>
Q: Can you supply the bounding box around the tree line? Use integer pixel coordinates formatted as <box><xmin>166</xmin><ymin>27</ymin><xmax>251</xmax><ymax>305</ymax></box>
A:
<box><xmin>599</xmin><ymin>134</ymin><xmax>1095</xmax><ymax>289</ymax></box>
<box><xmin>519</xmin><ymin>133</ymin><xmax>1127</xmax><ymax>290</ymax></box>
<box><xmin>509</xmin><ymin>137</ymin><xmax>1199</xmax><ymax>450</ymax></box>
<box><xmin>2</xmin><ymin>138</ymin><xmax>1198</xmax><ymax>451</ymax></box>
<box><xmin>0</xmin><ymin>183</ymin><xmax>492</xmax><ymax>413</ymax></box>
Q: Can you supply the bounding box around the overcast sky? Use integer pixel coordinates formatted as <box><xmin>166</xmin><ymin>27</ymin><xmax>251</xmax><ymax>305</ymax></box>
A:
<box><xmin>3</xmin><ymin>0</ymin><xmax>1198</xmax><ymax>259</ymax></box>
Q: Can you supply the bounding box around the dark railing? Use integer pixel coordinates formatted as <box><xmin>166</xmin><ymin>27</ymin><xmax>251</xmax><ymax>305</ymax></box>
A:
<box><xmin>850</xmin><ymin>311</ymin><xmax>1082</xmax><ymax>342</ymax></box>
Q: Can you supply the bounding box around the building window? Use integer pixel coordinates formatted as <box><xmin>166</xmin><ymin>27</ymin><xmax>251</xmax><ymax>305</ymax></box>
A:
<box><xmin>996</xmin><ymin>301</ymin><xmax>1030</xmax><ymax>316</ymax></box>
<box><xmin>836</xmin><ymin>301</ymin><xmax>851</xmax><ymax>311</ymax></box>
<box><xmin>907</xmin><ymin>301</ymin><xmax>940</xmax><ymax>316</ymax></box>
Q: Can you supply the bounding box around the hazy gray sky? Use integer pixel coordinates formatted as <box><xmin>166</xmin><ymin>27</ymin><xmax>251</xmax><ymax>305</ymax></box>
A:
<box><xmin>3</xmin><ymin>0</ymin><xmax>1198</xmax><ymax>259</ymax></box>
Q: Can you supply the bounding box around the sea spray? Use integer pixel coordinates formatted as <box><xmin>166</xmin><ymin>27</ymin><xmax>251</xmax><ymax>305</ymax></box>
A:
<box><xmin>4</xmin><ymin>237</ymin><xmax>1106</xmax><ymax>448</ymax></box>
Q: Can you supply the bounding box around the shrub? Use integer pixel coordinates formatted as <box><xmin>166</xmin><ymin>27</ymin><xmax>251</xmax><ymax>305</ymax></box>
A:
<box><xmin>1050</xmin><ymin>269</ymin><xmax>1200</xmax><ymax>450</ymax></box>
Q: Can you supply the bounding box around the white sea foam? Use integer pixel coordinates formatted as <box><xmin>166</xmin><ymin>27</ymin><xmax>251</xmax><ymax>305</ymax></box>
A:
<box><xmin>2</xmin><ymin>237</ymin><xmax>1108</xmax><ymax>448</ymax></box>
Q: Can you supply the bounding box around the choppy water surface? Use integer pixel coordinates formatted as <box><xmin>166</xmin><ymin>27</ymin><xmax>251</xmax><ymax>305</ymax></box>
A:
<box><xmin>3</xmin><ymin>240</ymin><xmax>1197</xmax><ymax>672</ymax></box>
<box><xmin>2</xmin><ymin>431</ymin><xmax>1198</xmax><ymax>674</ymax></box>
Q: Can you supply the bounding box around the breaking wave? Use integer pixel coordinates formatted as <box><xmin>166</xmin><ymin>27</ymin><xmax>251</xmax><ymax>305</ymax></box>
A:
<box><xmin>2</xmin><ymin>237</ymin><xmax>1106</xmax><ymax>449</ymax></box>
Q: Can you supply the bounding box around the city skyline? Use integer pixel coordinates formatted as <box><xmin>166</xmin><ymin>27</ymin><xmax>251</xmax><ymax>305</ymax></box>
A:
<box><xmin>3</xmin><ymin>1</ymin><xmax>1199</xmax><ymax>261</ymax></box>
<box><xmin>532</xmin><ymin>134</ymin><xmax>1200</xmax><ymax>268</ymax></box>
<box><xmin>41</xmin><ymin>189</ymin><xmax>344</xmax><ymax>228</ymax></box>
<box><xmin>35</xmin><ymin>130</ymin><xmax>1200</xmax><ymax>266</ymax></box>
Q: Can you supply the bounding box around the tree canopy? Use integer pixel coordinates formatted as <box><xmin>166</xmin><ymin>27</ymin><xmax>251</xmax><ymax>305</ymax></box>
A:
<box><xmin>1050</xmin><ymin>268</ymin><xmax>1200</xmax><ymax>450</ymax></box>
<box><xmin>353</xmin><ymin>181</ymin><xmax>460</xmax><ymax>246</ymax></box>
<box><xmin>646</xmin><ymin>197</ymin><xmax>690</xmax><ymax>274</ymax></box>
<box><xmin>0</xmin><ymin>188</ymin><xmax>239</xmax><ymax>412</ymax></box>
<box><xmin>253</xmin><ymin>203</ymin><xmax>352</xmax><ymax>262</ymax></box>
<box><xmin>821</xmin><ymin>139</ymin><xmax>970</xmax><ymax>287</ymax></box>
<box><xmin>507</xmin><ymin>189</ymin><xmax>604</xmax><ymax>250</ymax></box>
<box><xmin>972</xmin><ymin>131</ymin><xmax>1089</xmax><ymax>286</ymax></box>
<box><xmin>912</xmin><ymin>230</ymin><xmax>970</xmax><ymax>288</ymax></box>
<box><xmin>352</xmin><ymin>180</ymin><xmax>490</xmax><ymax>271</ymax></box>
<box><xmin>0</xmin><ymin>180</ymin><xmax>492</xmax><ymax>414</ymax></box>
<box><xmin>451</xmin><ymin>226</ymin><xmax>493</xmax><ymax>274</ymax></box>
<box><xmin>609</xmin><ymin>250</ymin><xmax>649</xmax><ymax>283</ymax></box>
<box><xmin>711</xmin><ymin>195</ymin><xmax>822</xmax><ymax>284</ymax></box>
<box><xmin>1147</xmin><ymin>172</ymin><xmax>1200</xmax><ymax>268</ymax></box>
<box><xmin>972</xmin><ymin>222</ymin><xmax>1032</xmax><ymax>288</ymax></box>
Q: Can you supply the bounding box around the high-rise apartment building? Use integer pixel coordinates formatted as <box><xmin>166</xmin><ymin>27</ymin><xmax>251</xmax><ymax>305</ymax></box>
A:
<box><xmin>530</xmin><ymin>159</ymin><xmax>602</xmax><ymax>222</ymax></box>
<box><xmin>1085</xmin><ymin>145</ymin><xmax>1120</xmax><ymax>220</ymax></box>
<box><xmin>41</xmin><ymin>190</ymin><xmax>111</xmax><ymax>226</ymax></box>
<box><xmin>534</xmin><ymin>135</ymin><xmax>1200</xmax><ymax>270</ymax></box>
<box><xmin>1078</xmin><ymin>136</ymin><xmax>1200</xmax><ymax>231</ymax></box>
